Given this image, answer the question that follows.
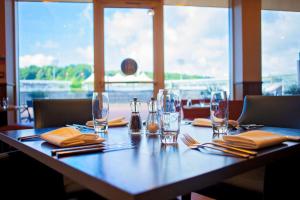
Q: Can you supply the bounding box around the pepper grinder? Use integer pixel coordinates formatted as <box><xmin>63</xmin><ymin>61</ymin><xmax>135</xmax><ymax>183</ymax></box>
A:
<box><xmin>129</xmin><ymin>97</ymin><xmax>142</xmax><ymax>134</ymax></box>
<box><xmin>146</xmin><ymin>97</ymin><xmax>160</xmax><ymax>135</ymax></box>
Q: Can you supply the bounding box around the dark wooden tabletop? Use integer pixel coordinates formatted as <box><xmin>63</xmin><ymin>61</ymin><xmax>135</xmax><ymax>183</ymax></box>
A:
<box><xmin>1</xmin><ymin>125</ymin><xmax>300</xmax><ymax>200</ymax></box>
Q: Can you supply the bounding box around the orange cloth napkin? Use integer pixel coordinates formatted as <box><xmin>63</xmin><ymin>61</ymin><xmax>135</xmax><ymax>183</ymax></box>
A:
<box><xmin>218</xmin><ymin>130</ymin><xmax>300</xmax><ymax>149</ymax></box>
<box><xmin>86</xmin><ymin>117</ymin><xmax>128</xmax><ymax>127</ymax></box>
<box><xmin>192</xmin><ymin>118</ymin><xmax>211</xmax><ymax>127</ymax></box>
<box><xmin>40</xmin><ymin>127</ymin><xmax>104</xmax><ymax>147</ymax></box>
<box><xmin>192</xmin><ymin>118</ymin><xmax>238</xmax><ymax>128</ymax></box>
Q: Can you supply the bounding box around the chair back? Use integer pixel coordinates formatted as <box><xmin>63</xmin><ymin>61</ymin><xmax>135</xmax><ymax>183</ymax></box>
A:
<box><xmin>228</xmin><ymin>100</ymin><xmax>244</xmax><ymax>120</ymax></box>
<box><xmin>33</xmin><ymin>99</ymin><xmax>92</xmax><ymax>128</ymax></box>
<box><xmin>238</xmin><ymin>95</ymin><xmax>300</xmax><ymax>129</ymax></box>
<box><xmin>181</xmin><ymin>99</ymin><xmax>243</xmax><ymax>120</ymax></box>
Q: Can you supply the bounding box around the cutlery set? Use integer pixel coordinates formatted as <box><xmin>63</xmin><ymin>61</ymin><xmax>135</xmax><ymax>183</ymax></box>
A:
<box><xmin>181</xmin><ymin>133</ymin><xmax>257</xmax><ymax>158</ymax></box>
<box><xmin>17</xmin><ymin>134</ymin><xmax>135</xmax><ymax>158</ymax></box>
<box><xmin>52</xmin><ymin>143</ymin><xmax>135</xmax><ymax>158</ymax></box>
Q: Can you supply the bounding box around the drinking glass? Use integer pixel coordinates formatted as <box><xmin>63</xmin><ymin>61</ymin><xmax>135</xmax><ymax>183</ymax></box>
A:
<box><xmin>210</xmin><ymin>91</ymin><xmax>228</xmax><ymax>138</ymax></box>
<box><xmin>92</xmin><ymin>92</ymin><xmax>109</xmax><ymax>133</ymax></box>
<box><xmin>158</xmin><ymin>89</ymin><xmax>181</xmax><ymax>144</ymax></box>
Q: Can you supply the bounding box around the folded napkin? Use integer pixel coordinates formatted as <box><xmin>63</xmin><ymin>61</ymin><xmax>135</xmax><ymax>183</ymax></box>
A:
<box><xmin>192</xmin><ymin>118</ymin><xmax>212</xmax><ymax>127</ymax></box>
<box><xmin>192</xmin><ymin>118</ymin><xmax>238</xmax><ymax>128</ymax></box>
<box><xmin>40</xmin><ymin>127</ymin><xmax>105</xmax><ymax>147</ymax></box>
<box><xmin>219</xmin><ymin>130</ymin><xmax>298</xmax><ymax>149</ymax></box>
<box><xmin>86</xmin><ymin>117</ymin><xmax>128</xmax><ymax>127</ymax></box>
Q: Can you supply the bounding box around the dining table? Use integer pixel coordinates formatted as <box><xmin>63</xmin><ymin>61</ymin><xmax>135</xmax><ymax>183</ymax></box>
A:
<box><xmin>1</xmin><ymin>124</ymin><xmax>300</xmax><ymax>200</ymax></box>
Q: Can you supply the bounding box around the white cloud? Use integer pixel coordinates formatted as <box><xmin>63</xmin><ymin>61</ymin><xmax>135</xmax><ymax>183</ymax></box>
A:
<box><xmin>104</xmin><ymin>7</ymin><xmax>229</xmax><ymax>78</ymax></box>
<box><xmin>35</xmin><ymin>40</ymin><xmax>59</xmax><ymax>49</ymax></box>
<box><xmin>262</xmin><ymin>11</ymin><xmax>300</xmax><ymax>77</ymax></box>
<box><xmin>20</xmin><ymin>54</ymin><xmax>57</xmax><ymax>67</ymax></box>
<box><xmin>76</xmin><ymin>45</ymin><xmax>94</xmax><ymax>64</ymax></box>
<box><xmin>81</xmin><ymin>4</ymin><xmax>93</xmax><ymax>27</ymax></box>
<box><xmin>164</xmin><ymin>7</ymin><xmax>229</xmax><ymax>78</ymax></box>
<box><xmin>103</xmin><ymin>8</ymin><xmax>300</xmax><ymax>79</ymax></box>
<box><xmin>105</xmin><ymin>10</ymin><xmax>153</xmax><ymax>71</ymax></box>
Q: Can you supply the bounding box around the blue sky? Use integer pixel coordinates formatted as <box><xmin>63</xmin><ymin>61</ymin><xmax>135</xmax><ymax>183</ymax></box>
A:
<box><xmin>18</xmin><ymin>2</ymin><xmax>93</xmax><ymax>66</ymax></box>
<box><xmin>17</xmin><ymin>2</ymin><xmax>300</xmax><ymax>79</ymax></box>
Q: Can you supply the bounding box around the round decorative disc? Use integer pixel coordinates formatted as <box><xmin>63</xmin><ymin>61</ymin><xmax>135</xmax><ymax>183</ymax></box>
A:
<box><xmin>121</xmin><ymin>58</ymin><xmax>138</xmax><ymax>75</ymax></box>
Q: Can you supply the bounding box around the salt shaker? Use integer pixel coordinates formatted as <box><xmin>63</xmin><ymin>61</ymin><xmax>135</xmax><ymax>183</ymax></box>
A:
<box><xmin>129</xmin><ymin>97</ymin><xmax>142</xmax><ymax>134</ymax></box>
<box><xmin>146</xmin><ymin>97</ymin><xmax>160</xmax><ymax>135</ymax></box>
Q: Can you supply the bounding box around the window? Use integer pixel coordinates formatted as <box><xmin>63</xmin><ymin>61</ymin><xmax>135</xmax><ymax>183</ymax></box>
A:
<box><xmin>103</xmin><ymin>8</ymin><xmax>154</xmax><ymax>118</ymax></box>
<box><xmin>164</xmin><ymin>5</ymin><xmax>230</xmax><ymax>100</ymax></box>
<box><xmin>261</xmin><ymin>10</ymin><xmax>300</xmax><ymax>95</ymax></box>
<box><xmin>16</xmin><ymin>1</ymin><xmax>93</xmax><ymax>123</ymax></box>
<box><xmin>15</xmin><ymin>0</ymin><xmax>231</xmax><ymax>122</ymax></box>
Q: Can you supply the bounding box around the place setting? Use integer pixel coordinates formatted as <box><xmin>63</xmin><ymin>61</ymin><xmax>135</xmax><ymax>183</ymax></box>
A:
<box><xmin>182</xmin><ymin>91</ymin><xmax>300</xmax><ymax>158</ymax></box>
<box><xmin>17</xmin><ymin>92</ymin><xmax>133</xmax><ymax>158</ymax></box>
<box><xmin>17</xmin><ymin>126</ymin><xmax>135</xmax><ymax>158</ymax></box>
<box><xmin>16</xmin><ymin>89</ymin><xmax>182</xmax><ymax>158</ymax></box>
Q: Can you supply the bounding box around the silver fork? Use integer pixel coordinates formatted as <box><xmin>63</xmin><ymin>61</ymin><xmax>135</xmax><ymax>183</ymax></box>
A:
<box><xmin>181</xmin><ymin>136</ymin><xmax>250</xmax><ymax>158</ymax></box>
<box><xmin>183</xmin><ymin>133</ymin><xmax>257</xmax><ymax>156</ymax></box>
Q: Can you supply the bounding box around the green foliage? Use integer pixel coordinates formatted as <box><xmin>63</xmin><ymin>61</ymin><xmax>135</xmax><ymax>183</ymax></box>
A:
<box><xmin>20</xmin><ymin>64</ymin><xmax>93</xmax><ymax>90</ymax></box>
<box><xmin>20</xmin><ymin>65</ymin><xmax>40</xmax><ymax>80</ymax></box>
<box><xmin>20</xmin><ymin>64</ymin><xmax>93</xmax><ymax>82</ymax></box>
<box><xmin>70</xmin><ymin>79</ymin><xmax>82</xmax><ymax>90</ymax></box>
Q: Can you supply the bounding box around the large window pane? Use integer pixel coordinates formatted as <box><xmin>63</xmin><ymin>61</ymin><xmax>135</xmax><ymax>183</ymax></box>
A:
<box><xmin>164</xmin><ymin>5</ymin><xmax>230</xmax><ymax>100</ymax></box>
<box><xmin>16</xmin><ymin>2</ymin><xmax>94</xmax><ymax>123</ymax></box>
<box><xmin>262</xmin><ymin>10</ymin><xmax>300</xmax><ymax>95</ymax></box>
<box><xmin>104</xmin><ymin>8</ymin><xmax>154</xmax><ymax>118</ymax></box>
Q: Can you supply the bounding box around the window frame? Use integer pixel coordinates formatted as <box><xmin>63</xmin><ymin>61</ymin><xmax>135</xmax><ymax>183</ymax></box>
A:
<box><xmin>94</xmin><ymin>0</ymin><xmax>164</xmax><ymax>96</ymax></box>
